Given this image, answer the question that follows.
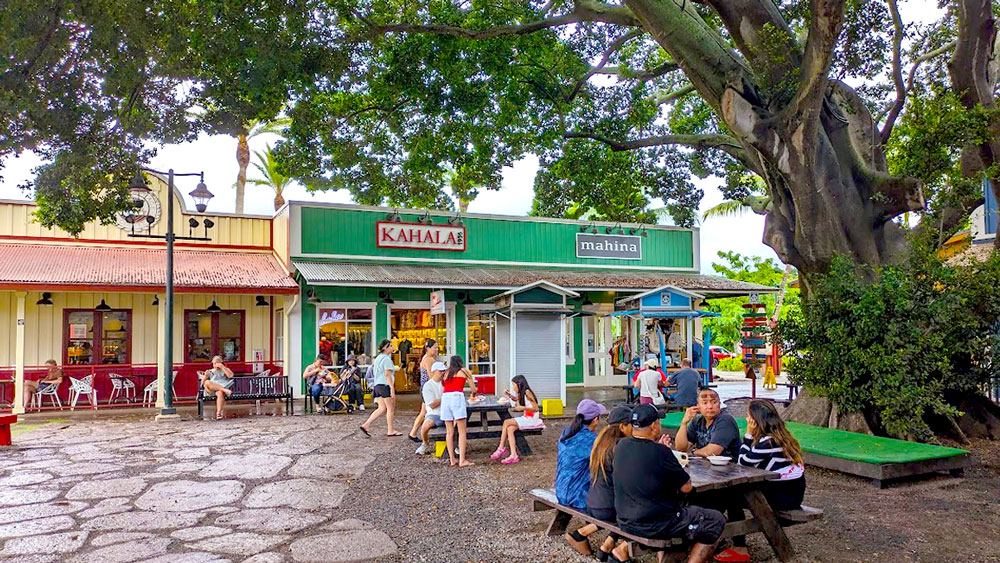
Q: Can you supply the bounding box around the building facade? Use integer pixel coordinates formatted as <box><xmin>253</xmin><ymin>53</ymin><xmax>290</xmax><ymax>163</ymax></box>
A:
<box><xmin>282</xmin><ymin>202</ymin><xmax>771</xmax><ymax>403</ymax></box>
<box><xmin>0</xmin><ymin>174</ymin><xmax>297</xmax><ymax>413</ymax></box>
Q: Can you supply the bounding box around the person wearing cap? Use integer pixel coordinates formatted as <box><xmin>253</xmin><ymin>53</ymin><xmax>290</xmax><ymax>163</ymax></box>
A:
<box><xmin>415</xmin><ymin>360</ymin><xmax>447</xmax><ymax>455</ymax></box>
<box><xmin>611</xmin><ymin>404</ymin><xmax>725</xmax><ymax>563</ymax></box>
<box><xmin>555</xmin><ymin>399</ymin><xmax>608</xmax><ymax>512</ymax></box>
<box><xmin>339</xmin><ymin>354</ymin><xmax>365</xmax><ymax>410</ymax></box>
<box><xmin>633</xmin><ymin>357</ymin><xmax>668</xmax><ymax>405</ymax></box>
<box><xmin>564</xmin><ymin>404</ymin><xmax>633</xmax><ymax>560</ymax></box>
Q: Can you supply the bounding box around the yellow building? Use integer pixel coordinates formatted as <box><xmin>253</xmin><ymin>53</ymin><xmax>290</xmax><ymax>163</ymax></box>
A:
<box><xmin>0</xmin><ymin>174</ymin><xmax>297</xmax><ymax>413</ymax></box>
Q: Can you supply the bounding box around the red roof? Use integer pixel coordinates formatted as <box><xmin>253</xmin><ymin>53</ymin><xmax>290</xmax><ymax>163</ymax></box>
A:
<box><xmin>0</xmin><ymin>244</ymin><xmax>298</xmax><ymax>294</ymax></box>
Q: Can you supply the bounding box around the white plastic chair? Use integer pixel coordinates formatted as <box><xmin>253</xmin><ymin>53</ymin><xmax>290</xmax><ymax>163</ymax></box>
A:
<box><xmin>68</xmin><ymin>375</ymin><xmax>97</xmax><ymax>410</ymax></box>
<box><xmin>30</xmin><ymin>381</ymin><xmax>63</xmax><ymax>411</ymax></box>
<box><xmin>108</xmin><ymin>374</ymin><xmax>136</xmax><ymax>403</ymax></box>
<box><xmin>142</xmin><ymin>380</ymin><xmax>157</xmax><ymax>407</ymax></box>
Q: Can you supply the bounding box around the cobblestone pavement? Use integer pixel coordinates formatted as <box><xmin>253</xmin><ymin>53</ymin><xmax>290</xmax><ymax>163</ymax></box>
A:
<box><xmin>0</xmin><ymin>414</ymin><xmax>399</xmax><ymax>563</ymax></box>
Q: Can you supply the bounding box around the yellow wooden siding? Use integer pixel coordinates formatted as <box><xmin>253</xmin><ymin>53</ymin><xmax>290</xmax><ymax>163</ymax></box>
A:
<box><xmin>0</xmin><ymin>291</ymin><xmax>273</xmax><ymax>368</ymax></box>
<box><xmin>0</xmin><ymin>175</ymin><xmax>272</xmax><ymax>248</ymax></box>
<box><xmin>272</xmin><ymin>207</ymin><xmax>289</xmax><ymax>267</ymax></box>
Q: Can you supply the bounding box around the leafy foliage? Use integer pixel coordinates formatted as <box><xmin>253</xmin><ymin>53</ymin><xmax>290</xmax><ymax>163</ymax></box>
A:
<box><xmin>702</xmin><ymin>252</ymin><xmax>799</xmax><ymax>350</ymax></box>
<box><xmin>716</xmin><ymin>357</ymin><xmax>745</xmax><ymax>372</ymax></box>
<box><xmin>778</xmin><ymin>252</ymin><xmax>1000</xmax><ymax>441</ymax></box>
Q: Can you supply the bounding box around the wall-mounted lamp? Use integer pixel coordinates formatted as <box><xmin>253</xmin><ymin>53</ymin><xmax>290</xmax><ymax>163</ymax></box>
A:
<box><xmin>458</xmin><ymin>291</ymin><xmax>475</xmax><ymax>305</ymax></box>
<box><xmin>419</xmin><ymin>211</ymin><xmax>433</xmax><ymax>225</ymax></box>
<box><xmin>386</xmin><ymin>209</ymin><xmax>402</xmax><ymax>223</ymax></box>
<box><xmin>95</xmin><ymin>298</ymin><xmax>112</xmax><ymax>312</ymax></box>
<box><xmin>36</xmin><ymin>292</ymin><xmax>53</xmax><ymax>306</ymax></box>
<box><xmin>206</xmin><ymin>300</ymin><xmax>222</xmax><ymax>313</ymax></box>
<box><xmin>307</xmin><ymin>290</ymin><xmax>322</xmax><ymax>304</ymax></box>
<box><xmin>378</xmin><ymin>290</ymin><xmax>394</xmax><ymax>304</ymax></box>
<box><xmin>255</xmin><ymin>296</ymin><xmax>269</xmax><ymax>307</ymax></box>
<box><xmin>151</xmin><ymin>294</ymin><xmax>159</xmax><ymax>307</ymax></box>
<box><xmin>448</xmin><ymin>213</ymin><xmax>463</xmax><ymax>226</ymax></box>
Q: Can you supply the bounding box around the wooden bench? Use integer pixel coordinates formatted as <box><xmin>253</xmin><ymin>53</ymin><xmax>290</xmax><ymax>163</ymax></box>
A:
<box><xmin>427</xmin><ymin>421</ymin><xmax>543</xmax><ymax>455</ymax></box>
<box><xmin>0</xmin><ymin>414</ymin><xmax>17</xmax><ymax>446</ymax></box>
<box><xmin>197</xmin><ymin>374</ymin><xmax>293</xmax><ymax>418</ymax></box>
<box><xmin>529</xmin><ymin>488</ymin><xmax>823</xmax><ymax>560</ymax></box>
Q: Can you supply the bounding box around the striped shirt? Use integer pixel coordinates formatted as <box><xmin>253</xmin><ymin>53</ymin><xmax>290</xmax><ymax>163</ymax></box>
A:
<box><xmin>738</xmin><ymin>434</ymin><xmax>804</xmax><ymax>481</ymax></box>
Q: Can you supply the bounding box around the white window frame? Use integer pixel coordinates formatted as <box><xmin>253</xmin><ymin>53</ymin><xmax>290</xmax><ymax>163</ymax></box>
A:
<box><xmin>565</xmin><ymin>317</ymin><xmax>576</xmax><ymax>366</ymax></box>
<box><xmin>274</xmin><ymin>308</ymin><xmax>284</xmax><ymax>362</ymax></box>
<box><xmin>316</xmin><ymin>303</ymin><xmax>377</xmax><ymax>368</ymax></box>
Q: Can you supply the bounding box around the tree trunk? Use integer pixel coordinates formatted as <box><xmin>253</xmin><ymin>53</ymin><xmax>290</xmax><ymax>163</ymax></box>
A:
<box><xmin>459</xmin><ymin>197</ymin><xmax>470</xmax><ymax>213</ymax></box>
<box><xmin>235</xmin><ymin>133</ymin><xmax>249</xmax><ymax>214</ymax></box>
<box><xmin>625</xmin><ymin>0</ymin><xmax>924</xmax><ymax>278</ymax></box>
<box><xmin>273</xmin><ymin>190</ymin><xmax>285</xmax><ymax>211</ymax></box>
<box><xmin>949</xmin><ymin>0</ymin><xmax>1000</xmax><ymax>249</ymax></box>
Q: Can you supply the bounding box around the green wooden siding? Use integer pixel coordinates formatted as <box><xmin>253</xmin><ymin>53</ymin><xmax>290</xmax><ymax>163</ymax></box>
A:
<box><xmin>299</xmin><ymin>206</ymin><xmax>694</xmax><ymax>270</ymax></box>
<box><xmin>566</xmin><ymin>316</ymin><xmax>584</xmax><ymax>385</ymax></box>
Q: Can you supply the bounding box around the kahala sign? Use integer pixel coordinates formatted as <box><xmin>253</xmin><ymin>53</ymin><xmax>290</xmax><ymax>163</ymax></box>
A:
<box><xmin>576</xmin><ymin>233</ymin><xmax>642</xmax><ymax>260</ymax></box>
<box><xmin>376</xmin><ymin>221</ymin><xmax>466</xmax><ymax>251</ymax></box>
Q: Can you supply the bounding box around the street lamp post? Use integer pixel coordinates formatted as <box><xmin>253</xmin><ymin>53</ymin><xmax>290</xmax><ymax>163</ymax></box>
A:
<box><xmin>129</xmin><ymin>169</ymin><xmax>214</xmax><ymax>418</ymax></box>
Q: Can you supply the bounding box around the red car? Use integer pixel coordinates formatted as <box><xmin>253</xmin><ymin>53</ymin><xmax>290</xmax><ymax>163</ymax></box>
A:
<box><xmin>709</xmin><ymin>346</ymin><xmax>737</xmax><ymax>367</ymax></box>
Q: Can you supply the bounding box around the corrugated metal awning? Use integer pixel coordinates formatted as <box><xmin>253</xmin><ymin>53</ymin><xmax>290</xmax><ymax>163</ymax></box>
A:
<box><xmin>0</xmin><ymin>243</ymin><xmax>298</xmax><ymax>294</ymax></box>
<box><xmin>292</xmin><ymin>260</ymin><xmax>776</xmax><ymax>297</ymax></box>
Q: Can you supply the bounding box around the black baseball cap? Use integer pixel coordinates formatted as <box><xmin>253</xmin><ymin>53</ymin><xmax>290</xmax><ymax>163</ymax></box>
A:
<box><xmin>607</xmin><ymin>405</ymin><xmax>633</xmax><ymax>425</ymax></box>
<box><xmin>630</xmin><ymin>404</ymin><xmax>664</xmax><ymax>427</ymax></box>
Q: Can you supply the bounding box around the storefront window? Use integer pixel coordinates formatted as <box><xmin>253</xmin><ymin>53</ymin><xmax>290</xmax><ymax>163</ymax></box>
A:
<box><xmin>390</xmin><ymin>308</ymin><xmax>448</xmax><ymax>391</ymax></box>
<box><xmin>64</xmin><ymin>309</ymin><xmax>132</xmax><ymax>365</ymax></box>
<box><xmin>185</xmin><ymin>310</ymin><xmax>244</xmax><ymax>363</ymax></box>
<box><xmin>274</xmin><ymin>309</ymin><xmax>284</xmax><ymax>362</ymax></box>
<box><xmin>318</xmin><ymin>307</ymin><xmax>374</xmax><ymax>367</ymax></box>
<box><xmin>467</xmin><ymin>313</ymin><xmax>495</xmax><ymax>376</ymax></box>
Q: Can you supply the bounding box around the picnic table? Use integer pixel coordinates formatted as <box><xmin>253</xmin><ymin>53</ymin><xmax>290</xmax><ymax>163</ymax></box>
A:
<box><xmin>532</xmin><ymin>457</ymin><xmax>822</xmax><ymax>562</ymax></box>
<box><xmin>427</xmin><ymin>396</ymin><xmax>544</xmax><ymax>455</ymax></box>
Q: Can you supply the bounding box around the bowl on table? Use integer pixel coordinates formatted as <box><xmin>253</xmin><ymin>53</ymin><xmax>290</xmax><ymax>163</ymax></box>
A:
<box><xmin>706</xmin><ymin>455</ymin><xmax>731</xmax><ymax>466</ymax></box>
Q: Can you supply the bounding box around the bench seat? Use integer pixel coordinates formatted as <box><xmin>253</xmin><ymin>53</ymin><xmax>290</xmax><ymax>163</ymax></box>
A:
<box><xmin>529</xmin><ymin>488</ymin><xmax>823</xmax><ymax>558</ymax></box>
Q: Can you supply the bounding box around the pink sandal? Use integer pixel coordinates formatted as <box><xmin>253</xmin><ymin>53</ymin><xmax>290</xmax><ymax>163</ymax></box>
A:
<box><xmin>490</xmin><ymin>447</ymin><xmax>509</xmax><ymax>461</ymax></box>
<box><xmin>500</xmin><ymin>455</ymin><xmax>520</xmax><ymax>465</ymax></box>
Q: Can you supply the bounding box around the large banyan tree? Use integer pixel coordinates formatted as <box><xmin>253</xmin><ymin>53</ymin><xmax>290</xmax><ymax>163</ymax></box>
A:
<box><xmin>271</xmin><ymin>0</ymin><xmax>1000</xmax><ymax>281</ymax></box>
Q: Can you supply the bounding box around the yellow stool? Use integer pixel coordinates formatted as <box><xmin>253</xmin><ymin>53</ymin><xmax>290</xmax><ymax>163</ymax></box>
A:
<box><xmin>542</xmin><ymin>399</ymin><xmax>563</xmax><ymax>416</ymax></box>
<box><xmin>434</xmin><ymin>441</ymin><xmax>447</xmax><ymax>458</ymax></box>
<box><xmin>364</xmin><ymin>393</ymin><xmax>372</xmax><ymax>401</ymax></box>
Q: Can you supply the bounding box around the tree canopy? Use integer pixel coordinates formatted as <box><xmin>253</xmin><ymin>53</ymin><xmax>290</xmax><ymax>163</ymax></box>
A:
<box><xmin>2</xmin><ymin>0</ymin><xmax>998</xmax><ymax>275</ymax></box>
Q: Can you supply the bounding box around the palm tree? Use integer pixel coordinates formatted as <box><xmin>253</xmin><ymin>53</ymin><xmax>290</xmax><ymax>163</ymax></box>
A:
<box><xmin>234</xmin><ymin>117</ymin><xmax>290</xmax><ymax>214</ymax></box>
<box><xmin>247</xmin><ymin>145</ymin><xmax>292</xmax><ymax>212</ymax></box>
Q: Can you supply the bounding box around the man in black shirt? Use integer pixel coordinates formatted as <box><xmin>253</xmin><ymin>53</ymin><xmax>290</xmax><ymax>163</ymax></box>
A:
<box><xmin>674</xmin><ymin>389</ymin><xmax>741</xmax><ymax>460</ymax></box>
<box><xmin>612</xmin><ymin>404</ymin><xmax>725</xmax><ymax>563</ymax></box>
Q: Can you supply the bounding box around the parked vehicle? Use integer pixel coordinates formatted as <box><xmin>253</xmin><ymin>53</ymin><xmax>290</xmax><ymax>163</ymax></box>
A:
<box><xmin>709</xmin><ymin>345</ymin><xmax>737</xmax><ymax>368</ymax></box>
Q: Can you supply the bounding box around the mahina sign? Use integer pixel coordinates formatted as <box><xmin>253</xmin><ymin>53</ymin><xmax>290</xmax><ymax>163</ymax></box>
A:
<box><xmin>376</xmin><ymin>221</ymin><xmax>466</xmax><ymax>251</ymax></box>
<box><xmin>576</xmin><ymin>233</ymin><xmax>642</xmax><ymax>260</ymax></box>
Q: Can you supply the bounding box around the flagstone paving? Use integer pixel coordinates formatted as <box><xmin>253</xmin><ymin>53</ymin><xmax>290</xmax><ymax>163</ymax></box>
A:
<box><xmin>0</xmin><ymin>415</ymin><xmax>397</xmax><ymax>562</ymax></box>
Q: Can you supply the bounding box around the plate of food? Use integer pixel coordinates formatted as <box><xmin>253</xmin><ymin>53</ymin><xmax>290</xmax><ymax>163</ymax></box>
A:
<box><xmin>706</xmin><ymin>455</ymin><xmax>731</xmax><ymax>466</ymax></box>
<box><xmin>467</xmin><ymin>395</ymin><xmax>484</xmax><ymax>404</ymax></box>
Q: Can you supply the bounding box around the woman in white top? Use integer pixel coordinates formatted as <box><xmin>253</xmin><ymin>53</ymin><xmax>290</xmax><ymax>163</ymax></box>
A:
<box><xmin>490</xmin><ymin>374</ymin><xmax>543</xmax><ymax>465</ymax></box>
<box><xmin>632</xmin><ymin>357</ymin><xmax>666</xmax><ymax>405</ymax></box>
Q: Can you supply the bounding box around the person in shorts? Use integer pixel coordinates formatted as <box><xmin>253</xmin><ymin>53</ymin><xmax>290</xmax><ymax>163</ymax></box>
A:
<box><xmin>415</xmin><ymin>361</ymin><xmax>447</xmax><ymax>455</ymax></box>
<box><xmin>359</xmin><ymin>339</ymin><xmax>401</xmax><ymax>437</ymax></box>
<box><xmin>612</xmin><ymin>404</ymin><xmax>725</xmax><ymax>563</ymax></box>
<box><xmin>23</xmin><ymin>360</ymin><xmax>63</xmax><ymax>409</ymax></box>
<box><xmin>439</xmin><ymin>355</ymin><xmax>477</xmax><ymax>467</ymax></box>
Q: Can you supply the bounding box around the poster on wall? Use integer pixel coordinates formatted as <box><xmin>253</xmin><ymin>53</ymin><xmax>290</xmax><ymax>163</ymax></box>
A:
<box><xmin>252</xmin><ymin>349</ymin><xmax>264</xmax><ymax>373</ymax></box>
<box><xmin>430</xmin><ymin>290</ymin><xmax>446</xmax><ymax>315</ymax></box>
<box><xmin>69</xmin><ymin>324</ymin><xmax>88</xmax><ymax>339</ymax></box>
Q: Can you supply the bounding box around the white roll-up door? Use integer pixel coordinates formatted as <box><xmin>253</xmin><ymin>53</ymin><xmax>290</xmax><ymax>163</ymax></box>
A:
<box><xmin>514</xmin><ymin>313</ymin><xmax>563</xmax><ymax>400</ymax></box>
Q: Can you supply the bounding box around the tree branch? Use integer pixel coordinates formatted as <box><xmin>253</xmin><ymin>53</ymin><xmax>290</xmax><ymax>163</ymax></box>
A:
<box><xmin>566</xmin><ymin>30</ymin><xmax>643</xmax><ymax>102</ymax></box>
<box><xmin>564</xmin><ymin>130</ymin><xmax>748</xmax><ymax>161</ymax></box>
<box><xmin>879</xmin><ymin>0</ymin><xmax>906</xmax><ymax>144</ymax></box>
<box><xmin>364</xmin><ymin>0</ymin><xmax>640</xmax><ymax>39</ymax></box>
<box><xmin>594</xmin><ymin>61</ymin><xmax>680</xmax><ymax>81</ymax></box>
<box><xmin>652</xmin><ymin>84</ymin><xmax>695</xmax><ymax>105</ymax></box>
<box><xmin>787</xmin><ymin>0</ymin><xmax>846</xmax><ymax>122</ymax></box>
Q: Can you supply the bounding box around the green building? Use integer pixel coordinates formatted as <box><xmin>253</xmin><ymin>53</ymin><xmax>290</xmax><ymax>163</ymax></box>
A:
<box><xmin>278</xmin><ymin>202</ymin><xmax>770</xmax><ymax>403</ymax></box>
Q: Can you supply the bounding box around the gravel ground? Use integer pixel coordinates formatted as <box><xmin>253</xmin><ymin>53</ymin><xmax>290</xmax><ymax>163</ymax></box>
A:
<box><xmin>342</xmin><ymin>416</ymin><xmax>1000</xmax><ymax>563</ymax></box>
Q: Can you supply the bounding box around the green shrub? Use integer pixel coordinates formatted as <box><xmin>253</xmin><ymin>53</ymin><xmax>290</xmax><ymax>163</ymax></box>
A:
<box><xmin>777</xmin><ymin>251</ymin><xmax>1000</xmax><ymax>440</ymax></box>
<box><xmin>716</xmin><ymin>357</ymin><xmax>745</xmax><ymax>372</ymax></box>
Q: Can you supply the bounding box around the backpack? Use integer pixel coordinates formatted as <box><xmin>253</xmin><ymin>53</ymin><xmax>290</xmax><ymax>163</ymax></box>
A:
<box><xmin>364</xmin><ymin>364</ymin><xmax>375</xmax><ymax>387</ymax></box>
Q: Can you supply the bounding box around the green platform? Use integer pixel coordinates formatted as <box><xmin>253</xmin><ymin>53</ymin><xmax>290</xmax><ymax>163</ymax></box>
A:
<box><xmin>661</xmin><ymin>412</ymin><xmax>970</xmax><ymax>486</ymax></box>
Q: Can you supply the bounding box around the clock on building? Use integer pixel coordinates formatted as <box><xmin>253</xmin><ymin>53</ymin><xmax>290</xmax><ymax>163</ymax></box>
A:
<box><xmin>115</xmin><ymin>188</ymin><xmax>162</xmax><ymax>232</ymax></box>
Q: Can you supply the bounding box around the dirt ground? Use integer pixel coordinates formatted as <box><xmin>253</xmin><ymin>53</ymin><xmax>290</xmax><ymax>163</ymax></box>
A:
<box><xmin>345</xmin><ymin>419</ymin><xmax>1000</xmax><ymax>563</ymax></box>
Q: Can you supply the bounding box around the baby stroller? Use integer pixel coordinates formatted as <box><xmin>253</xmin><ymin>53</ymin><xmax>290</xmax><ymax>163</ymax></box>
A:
<box><xmin>318</xmin><ymin>377</ymin><xmax>354</xmax><ymax>414</ymax></box>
